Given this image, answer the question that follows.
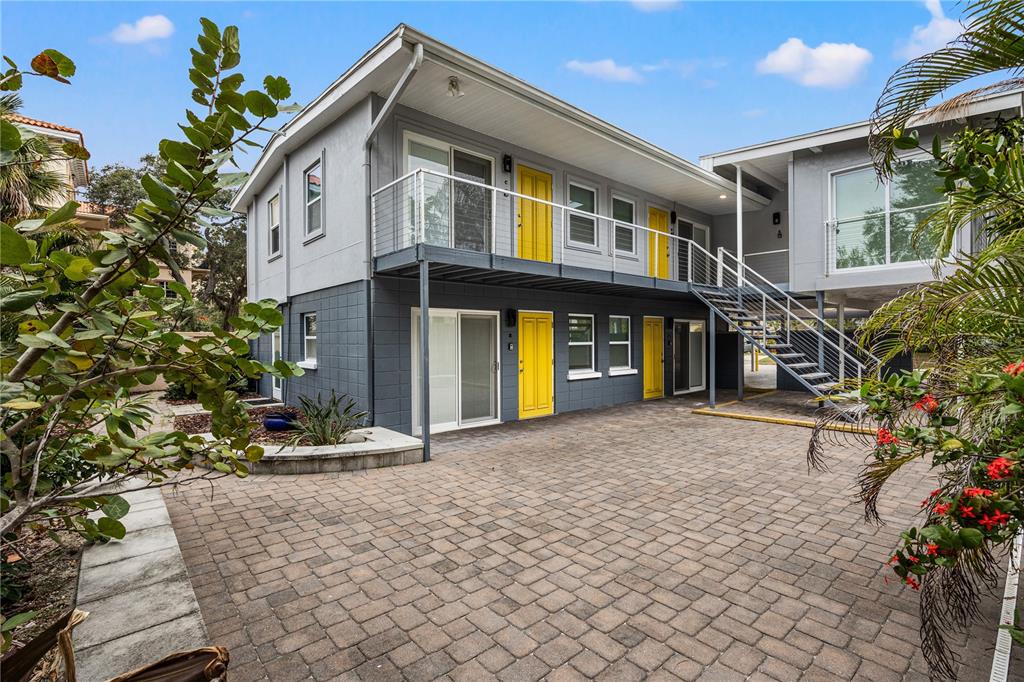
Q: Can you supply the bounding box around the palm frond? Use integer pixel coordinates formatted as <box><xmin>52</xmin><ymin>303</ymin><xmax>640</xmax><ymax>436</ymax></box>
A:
<box><xmin>870</xmin><ymin>0</ymin><xmax>1024</xmax><ymax>174</ymax></box>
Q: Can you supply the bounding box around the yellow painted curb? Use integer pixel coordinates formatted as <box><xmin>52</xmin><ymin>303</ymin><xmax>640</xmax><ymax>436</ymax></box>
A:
<box><xmin>691</xmin><ymin>408</ymin><xmax>874</xmax><ymax>434</ymax></box>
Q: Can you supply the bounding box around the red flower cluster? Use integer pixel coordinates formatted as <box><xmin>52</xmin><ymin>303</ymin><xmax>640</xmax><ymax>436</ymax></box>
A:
<box><xmin>987</xmin><ymin>457</ymin><xmax>1016</xmax><ymax>481</ymax></box>
<box><xmin>876</xmin><ymin>428</ymin><xmax>899</xmax><ymax>446</ymax></box>
<box><xmin>926</xmin><ymin>543</ymin><xmax>939</xmax><ymax>556</ymax></box>
<box><xmin>963</xmin><ymin>487</ymin><xmax>994</xmax><ymax>497</ymax></box>
<box><xmin>978</xmin><ymin>510</ymin><xmax>1011</xmax><ymax>531</ymax></box>
<box><xmin>913</xmin><ymin>394</ymin><xmax>939</xmax><ymax>413</ymax></box>
<box><xmin>932</xmin><ymin>502</ymin><xmax>951</xmax><ymax>515</ymax></box>
<box><xmin>960</xmin><ymin>505</ymin><xmax>976</xmax><ymax>519</ymax></box>
<box><xmin>1004</xmin><ymin>359</ymin><xmax>1024</xmax><ymax>377</ymax></box>
<box><xmin>905</xmin><ymin>576</ymin><xmax>921</xmax><ymax>590</ymax></box>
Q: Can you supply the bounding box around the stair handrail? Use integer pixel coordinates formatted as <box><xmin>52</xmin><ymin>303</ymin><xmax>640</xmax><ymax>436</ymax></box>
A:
<box><xmin>716</xmin><ymin>249</ymin><xmax>882</xmax><ymax>368</ymax></box>
<box><xmin>693</xmin><ymin>246</ymin><xmax>875</xmax><ymax>379</ymax></box>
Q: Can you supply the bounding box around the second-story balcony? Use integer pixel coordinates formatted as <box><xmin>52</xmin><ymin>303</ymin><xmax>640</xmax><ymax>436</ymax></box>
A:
<box><xmin>371</xmin><ymin>168</ymin><xmax>723</xmax><ymax>295</ymax></box>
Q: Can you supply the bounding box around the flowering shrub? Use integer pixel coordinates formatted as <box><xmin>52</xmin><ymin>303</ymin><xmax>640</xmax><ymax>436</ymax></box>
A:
<box><xmin>867</xmin><ymin>366</ymin><xmax>1022</xmax><ymax>590</ymax></box>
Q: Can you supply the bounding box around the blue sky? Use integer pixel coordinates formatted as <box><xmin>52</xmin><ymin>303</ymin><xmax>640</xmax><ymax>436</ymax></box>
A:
<box><xmin>3</xmin><ymin>1</ymin><xmax>981</xmax><ymax>171</ymax></box>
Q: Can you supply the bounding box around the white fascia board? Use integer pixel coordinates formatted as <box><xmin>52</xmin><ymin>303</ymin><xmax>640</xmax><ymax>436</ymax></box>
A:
<box><xmin>701</xmin><ymin>88</ymin><xmax>1024</xmax><ymax>169</ymax></box>
<box><xmin>230</xmin><ymin>27</ymin><xmax>408</xmax><ymax>211</ymax></box>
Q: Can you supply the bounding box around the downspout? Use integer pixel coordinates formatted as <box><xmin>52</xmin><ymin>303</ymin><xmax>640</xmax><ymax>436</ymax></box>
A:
<box><xmin>362</xmin><ymin>42</ymin><xmax>424</xmax><ymax>424</ymax></box>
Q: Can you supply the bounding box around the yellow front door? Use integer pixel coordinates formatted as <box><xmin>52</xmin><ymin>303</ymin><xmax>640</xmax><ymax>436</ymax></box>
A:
<box><xmin>647</xmin><ymin>207</ymin><xmax>671</xmax><ymax>279</ymax></box>
<box><xmin>518</xmin><ymin>311</ymin><xmax>554</xmax><ymax>419</ymax></box>
<box><xmin>643</xmin><ymin>317</ymin><xmax>664</xmax><ymax>400</ymax></box>
<box><xmin>517</xmin><ymin>165</ymin><xmax>553</xmax><ymax>262</ymax></box>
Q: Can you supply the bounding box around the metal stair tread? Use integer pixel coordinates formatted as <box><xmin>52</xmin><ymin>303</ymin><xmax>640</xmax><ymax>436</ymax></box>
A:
<box><xmin>801</xmin><ymin>371</ymin><xmax>831</xmax><ymax>380</ymax></box>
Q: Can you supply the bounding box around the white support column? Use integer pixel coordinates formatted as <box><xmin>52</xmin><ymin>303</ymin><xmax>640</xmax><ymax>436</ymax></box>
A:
<box><xmin>837</xmin><ymin>297</ymin><xmax>846</xmax><ymax>382</ymax></box>
<box><xmin>735</xmin><ymin>164</ymin><xmax>744</xmax><ymax>287</ymax></box>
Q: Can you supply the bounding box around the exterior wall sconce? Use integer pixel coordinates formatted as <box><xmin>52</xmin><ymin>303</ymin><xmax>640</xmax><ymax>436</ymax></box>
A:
<box><xmin>447</xmin><ymin>76</ymin><xmax>464</xmax><ymax>98</ymax></box>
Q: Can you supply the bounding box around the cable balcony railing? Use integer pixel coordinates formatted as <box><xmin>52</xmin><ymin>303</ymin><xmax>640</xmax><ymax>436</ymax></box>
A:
<box><xmin>371</xmin><ymin>168</ymin><xmax>718</xmax><ymax>285</ymax></box>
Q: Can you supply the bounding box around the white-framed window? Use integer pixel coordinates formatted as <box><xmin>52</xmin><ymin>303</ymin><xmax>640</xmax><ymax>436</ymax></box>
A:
<box><xmin>568</xmin><ymin>314</ymin><xmax>597</xmax><ymax>377</ymax></box>
<box><xmin>299</xmin><ymin>312</ymin><xmax>317</xmax><ymax>368</ymax></box>
<box><xmin>612</xmin><ymin>196</ymin><xmax>636</xmax><ymax>255</ymax></box>
<box><xmin>830</xmin><ymin>155</ymin><xmax>944</xmax><ymax>270</ymax></box>
<box><xmin>304</xmin><ymin>160</ymin><xmax>323</xmax><ymax>238</ymax></box>
<box><xmin>567</xmin><ymin>182</ymin><xmax>598</xmax><ymax>247</ymax></box>
<box><xmin>268</xmin><ymin>194</ymin><xmax>281</xmax><ymax>258</ymax></box>
<box><xmin>609</xmin><ymin>315</ymin><xmax>632</xmax><ymax>370</ymax></box>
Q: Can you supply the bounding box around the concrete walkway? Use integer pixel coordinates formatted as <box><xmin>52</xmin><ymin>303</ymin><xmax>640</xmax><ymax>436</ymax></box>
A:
<box><xmin>75</xmin><ymin>487</ymin><xmax>208</xmax><ymax>681</ymax></box>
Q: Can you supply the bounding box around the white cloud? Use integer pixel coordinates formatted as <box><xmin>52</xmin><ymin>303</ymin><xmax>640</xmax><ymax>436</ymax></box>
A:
<box><xmin>897</xmin><ymin>0</ymin><xmax>962</xmax><ymax>60</ymax></box>
<box><xmin>631</xmin><ymin>0</ymin><xmax>680</xmax><ymax>12</ymax></box>
<box><xmin>756</xmin><ymin>37</ymin><xmax>872</xmax><ymax>88</ymax></box>
<box><xmin>110</xmin><ymin>15</ymin><xmax>175</xmax><ymax>44</ymax></box>
<box><xmin>565</xmin><ymin>59</ymin><xmax>643</xmax><ymax>83</ymax></box>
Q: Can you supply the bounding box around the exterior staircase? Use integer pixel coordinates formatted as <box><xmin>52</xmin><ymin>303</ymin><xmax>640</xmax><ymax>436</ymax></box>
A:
<box><xmin>688</xmin><ymin>247</ymin><xmax>879</xmax><ymax>404</ymax></box>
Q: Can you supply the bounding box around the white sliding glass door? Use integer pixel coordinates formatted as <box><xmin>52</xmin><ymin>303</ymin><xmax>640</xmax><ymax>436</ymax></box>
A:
<box><xmin>412</xmin><ymin>309</ymin><xmax>500</xmax><ymax>434</ymax></box>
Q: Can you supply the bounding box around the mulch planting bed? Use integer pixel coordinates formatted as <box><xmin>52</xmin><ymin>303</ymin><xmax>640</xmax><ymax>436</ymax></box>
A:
<box><xmin>1</xmin><ymin>530</ymin><xmax>84</xmax><ymax>657</ymax></box>
<box><xmin>174</xmin><ymin>406</ymin><xmax>305</xmax><ymax>445</ymax></box>
<box><xmin>165</xmin><ymin>391</ymin><xmax>262</xmax><ymax>406</ymax></box>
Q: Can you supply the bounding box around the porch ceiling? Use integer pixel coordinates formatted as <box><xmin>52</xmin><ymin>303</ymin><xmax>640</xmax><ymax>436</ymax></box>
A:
<box><xmin>397</xmin><ymin>56</ymin><xmax>767</xmax><ymax>217</ymax></box>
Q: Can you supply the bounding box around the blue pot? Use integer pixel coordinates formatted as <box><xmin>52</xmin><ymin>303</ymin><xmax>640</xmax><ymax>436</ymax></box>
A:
<box><xmin>263</xmin><ymin>412</ymin><xmax>297</xmax><ymax>431</ymax></box>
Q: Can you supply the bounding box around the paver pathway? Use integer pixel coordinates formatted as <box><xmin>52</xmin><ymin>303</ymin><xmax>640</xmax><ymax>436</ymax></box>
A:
<box><xmin>162</xmin><ymin>397</ymin><xmax>1005</xmax><ymax>681</ymax></box>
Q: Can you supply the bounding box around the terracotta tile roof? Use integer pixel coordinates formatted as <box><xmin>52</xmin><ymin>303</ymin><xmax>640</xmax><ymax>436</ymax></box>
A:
<box><xmin>6</xmin><ymin>113</ymin><xmax>81</xmax><ymax>135</ymax></box>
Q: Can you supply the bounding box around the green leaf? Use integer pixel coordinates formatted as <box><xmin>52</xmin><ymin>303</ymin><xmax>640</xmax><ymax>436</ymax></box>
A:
<box><xmin>1</xmin><ymin>119</ymin><xmax>22</xmax><ymax>158</ymax></box>
<box><xmin>97</xmin><ymin>516</ymin><xmax>126</xmax><ymax>540</ymax></box>
<box><xmin>0</xmin><ymin>287</ymin><xmax>46</xmax><ymax>313</ymax></box>
<box><xmin>30</xmin><ymin>52</ymin><xmax>69</xmax><ymax>83</ymax></box>
<box><xmin>42</xmin><ymin>49</ymin><xmax>75</xmax><ymax>77</ymax></box>
<box><xmin>40</xmin><ymin>201</ymin><xmax>80</xmax><ymax>227</ymax></box>
<box><xmin>244</xmin><ymin>90</ymin><xmax>277</xmax><ymax>118</ymax></box>
<box><xmin>199</xmin><ymin>17</ymin><xmax>221</xmax><ymax>43</ymax></box>
<box><xmin>958</xmin><ymin>528</ymin><xmax>984</xmax><ymax>549</ymax></box>
<box><xmin>101</xmin><ymin>495</ymin><xmax>130</xmax><ymax>520</ymax></box>
<box><xmin>263</xmin><ymin>75</ymin><xmax>291</xmax><ymax>101</ymax></box>
<box><xmin>140</xmin><ymin>174</ymin><xmax>178</xmax><ymax>210</ymax></box>
<box><xmin>1</xmin><ymin>611</ymin><xmax>37</xmax><ymax>632</ymax></box>
<box><xmin>0</xmin><ymin>223</ymin><xmax>31</xmax><ymax>265</ymax></box>
<box><xmin>61</xmin><ymin>141</ymin><xmax>90</xmax><ymax>160</ymax></box>
<box><xmin>222</xmin><ymin>25</ymin><xmax>240</xmax><ymax>53</ymax></box>
<box><xmin>36</xmin><ymin>330</ymin><xmax>70</xmax><ymax>348</ymax></box>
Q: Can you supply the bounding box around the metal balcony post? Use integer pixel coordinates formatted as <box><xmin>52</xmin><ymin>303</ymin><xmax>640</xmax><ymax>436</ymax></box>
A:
<box><xmin>816</xmin><ymin>291</ymin><xmax>826</xmax><ymax>373</ymax></box>
<box><xmin>419</xmin><ymin>258</ymin><xmax>430</xmax><ymax>461</ymax></box>
<box><xmin>610</xmin><ymin>220</ymin><xmax>616</xmax><ymax>273</ymax></box>
<box><xmin>708</xmin><ymin>306</ymin><xmax>716</xmax><ymax>408</ymax></box>
<box><xmin>687</xmin><ymin>241</ymin><xmax>692</xmax><ymax>283</ymax></box>
<box><xmin>417</xmin><ymin>169</ymin><xmax>425</xmax><ymax>245</ymax></box>
<box><xmin>786</xmin><ymin>298</ymin><xmax>791</xmax><ymax>345</ymax></box>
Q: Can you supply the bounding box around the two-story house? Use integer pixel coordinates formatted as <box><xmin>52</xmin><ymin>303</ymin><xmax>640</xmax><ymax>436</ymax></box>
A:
<box><xmin>236</xmin><ymin>24</ymin><xmax>972</xmax><ymax>451</ymax></box>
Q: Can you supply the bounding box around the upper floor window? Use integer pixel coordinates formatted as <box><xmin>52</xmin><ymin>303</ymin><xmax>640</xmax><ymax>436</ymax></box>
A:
<box><xmin>305</xmin><ymin>161</ymin><xmax>323</xmax><ymax>238</ymax></box>
<box><xmin>568</xmin><ymin>314</ymin><xmax>595</xmax><ymax>374</ymax></box>
<box><xmin>831</xmin><ymin>157</ymin><xmax>943</xmax><ymax>270</ymax></box>
<box><xmin>268</xmin><ymin>194</ymin><xmax>281</xmax><ymax>257</ymax></box>
<box><xmin>567</xmin><ymin>182</ymin><xmax>597</xmax><ymax>247</ymax></box>
<box><xmin>612</xmin><ymin>196</ymin><xmax>635</xmax><ymax>254</ymax></box>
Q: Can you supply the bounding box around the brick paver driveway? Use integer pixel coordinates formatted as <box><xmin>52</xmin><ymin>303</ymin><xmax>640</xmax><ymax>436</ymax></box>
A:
<box><xmin>165</xmin><ymin>398</ymin><xmax>948</xmax><ymax>681</ymax></box>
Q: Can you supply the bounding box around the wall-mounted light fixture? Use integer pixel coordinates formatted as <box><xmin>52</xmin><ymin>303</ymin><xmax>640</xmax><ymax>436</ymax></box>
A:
<box><xmin>447</xmin><ymin>76</ymin><xmax>465</xmax><ymax>99</ymax></box>
<box><xmin>502</xmin><ymin>154</ymin><xmax>513</xmax><ymax>173</ymax></box>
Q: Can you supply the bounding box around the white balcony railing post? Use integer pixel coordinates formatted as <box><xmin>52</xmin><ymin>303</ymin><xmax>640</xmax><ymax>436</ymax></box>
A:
<box><xmin>416</xmin><ymin>169</ymin><xmax>425</xmax><ymax>245</ymax></box>
<box><xmin>687</xmin><ymin>241</ymin><xmax>692</xmax><ymax>283</ymax></box>
<box><xmin>610</xmin><ymin>220</ymin><xmax>616</xmax><ymax>273</ymax></box>
<box><xmin>716</xmin><ymin>248</ymin><xmax>724</xmax><ymax>287</ymax></box>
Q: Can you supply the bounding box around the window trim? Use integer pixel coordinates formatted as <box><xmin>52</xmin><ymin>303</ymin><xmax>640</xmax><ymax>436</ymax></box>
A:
<box><xmin>298</xmin><ymin>312</ymin><xmax>318</xmax><ymax>369</ymax></box>
<box><xmin>565</xmin><ymin>179</ymin><xmax>599</xmax><ymax>250</ymax></box>
<box><xmin>611</xmin><ymin>194</ymin><xmax>637</xmax><ymax>256</ymax></box>
<box><xmin>303</xmin><ymin>156</ymin><xmax>324</xmax><ymax>242</ymax></box>
<box><xmin>567</xmin><ymin>313</ymin><xmax>600</xmax><ymax>379</ymax></box>
<box><xmin>608</xmin><ymin>315</ymin><xmax>634</xmax><ymax>375</ymax></box>
<box><xmin>828</xmin><ymin>154</ymin><xmax>946</xmax><ymax>272</ymax></box>
<box><xmin>267</xmin><ymin>193</ymin><xmax>281</xmax><ymax>260</ymax></box>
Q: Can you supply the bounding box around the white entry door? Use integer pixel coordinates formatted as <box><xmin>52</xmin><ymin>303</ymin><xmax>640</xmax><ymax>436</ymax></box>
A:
<box><xmin>412</xmin><ymin>309</ymin><xmax>500</xmax><ymax>435</ymax></box>
<box><xmin>271</xmin><ymin>327</ymin><xmax>283</xmax><ymax>399</ymax></box>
